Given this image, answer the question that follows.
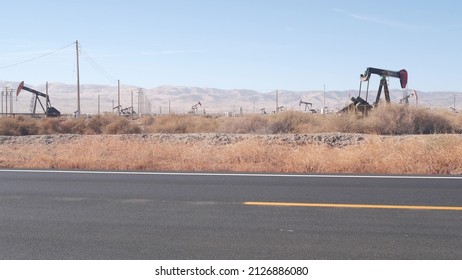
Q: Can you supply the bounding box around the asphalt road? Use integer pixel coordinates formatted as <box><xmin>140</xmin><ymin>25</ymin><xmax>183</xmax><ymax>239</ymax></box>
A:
<box><xmin>1</xmin><ymin>169</ymin><xmax>462</xmax><ymax>259</ymax></box>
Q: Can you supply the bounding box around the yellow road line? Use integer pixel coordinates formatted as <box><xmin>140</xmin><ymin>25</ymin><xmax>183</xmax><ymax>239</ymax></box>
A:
<box><xmin>243</xmin><ymin>202</ymin><xmax>462</xmax><ymax>211</ymax></box>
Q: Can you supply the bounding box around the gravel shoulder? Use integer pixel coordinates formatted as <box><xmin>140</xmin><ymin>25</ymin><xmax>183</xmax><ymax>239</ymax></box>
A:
<box><xmin>0</xmin><ymin>133</ymin><xmax>370</xmax><ymax>147</ymax></box>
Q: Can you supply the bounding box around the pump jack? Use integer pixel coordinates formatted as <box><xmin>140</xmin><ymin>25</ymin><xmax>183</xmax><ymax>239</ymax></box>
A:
<box><xmin>360</xmin><ymin>67</ymin><xmax>408</xmax><ymax>107</ymax></box>
<box><xmin>340</xmin><ymin>67</ymin><xmax>408</xmax><ymax>114</ymax></box>
<box><xmin>400</xmin><ymin>90</ymin><xmax>418</xmax><ymax>105</ymax></box>
<box><xmin>299</xmin><ymin>100</ymin><xmax>317</xmax><ymax>113</ymax></box>
<box><xmin>189</xmin><ymin>101</ymin><xmax>202</xmax><ymax>114</ymax></box>
<box><xmin>16</xmin><ymin>81</ymin><xmax>60</xmax><ymax>117</ymax></box>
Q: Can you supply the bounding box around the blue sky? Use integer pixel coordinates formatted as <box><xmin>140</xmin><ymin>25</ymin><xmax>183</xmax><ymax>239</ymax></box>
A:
<box><xmin>0</xmin><ymin>0</ymin><xmax>461</xmax><ymax>91</ymax></box>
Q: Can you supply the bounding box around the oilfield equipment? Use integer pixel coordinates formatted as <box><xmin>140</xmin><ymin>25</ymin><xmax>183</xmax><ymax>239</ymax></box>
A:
<box><xmin>299</xmin><ymin>99</ymin><xmax>317</xmax><ymax>113</ymax></box>
<box><xmin>189</xmin><ymin>101</ymin><xmax>202</xmax><ymax>114</ymax></box>
<box><xmin>340</xmin><ymin>67</ymin><xmax>408</xmax><ymax>114</ymax></box>
<box><xmin>400</xmin><ymin>90</ymin><xmax>418</xmax><ymax>105</ymax></box>
<box><xmin>1</xmin><ymin>87</ymin><xmax>14</xmax><ymax>116</ymax></box>
<box><xmin>16</xmin><ymin>81</ymin><xmax>60</xmax><ymax>117</ymax></box>
<box><xmin>120</xmin><ymin>106</ymin><xmax>136</xmax><ymax>115</ymax></box>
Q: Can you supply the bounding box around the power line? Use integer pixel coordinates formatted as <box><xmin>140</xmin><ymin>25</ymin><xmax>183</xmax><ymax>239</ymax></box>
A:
<box><xmin>78</xmin><ymin>44</ymin><xmax>117</xmax><ymax>83</ymax></box>
<box><xmin>0</xmin><ymin>42</ymin><xmax>75</xmax><ymax>70</ymax></box>
<box><xmin>0</xmin><ymin>41</ymin><xmax>118</xmax><ymax>89</ymax></box>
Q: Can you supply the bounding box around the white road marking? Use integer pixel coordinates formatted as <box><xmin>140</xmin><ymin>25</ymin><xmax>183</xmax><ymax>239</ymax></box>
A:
<box><xmin>1</xmin><ymin>169</ymin><xmax>462</xmax><ymax>180</ymax></box>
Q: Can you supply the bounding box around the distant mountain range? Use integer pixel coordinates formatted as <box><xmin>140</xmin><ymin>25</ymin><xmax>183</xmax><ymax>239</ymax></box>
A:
<box><xmin>0</xmin><ymin>81</ymin><xmax>460</xmax><ymax>115</ymax></box>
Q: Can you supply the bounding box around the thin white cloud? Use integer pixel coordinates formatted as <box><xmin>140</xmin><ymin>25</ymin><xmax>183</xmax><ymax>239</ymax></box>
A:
<box><xmin>0</xmin><ymin>50</ymin><xmax>56</xmax><ymax>61</ymax></box>
<box><xmin>141</xmin><ymin>49</ymin><xmax>203</xmax><ymax>56</ymax></box>
<box><xmin>333</xmin><ymin>8</ymin><xmax>426</xmax><ymax>32</ymax></box>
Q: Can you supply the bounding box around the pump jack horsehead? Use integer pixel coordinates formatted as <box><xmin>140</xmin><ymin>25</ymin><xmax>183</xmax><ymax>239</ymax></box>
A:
<box><xmin>16</xmin><ymin>81</ymin><xmax>61</xmax><ymax>117</ymax></box>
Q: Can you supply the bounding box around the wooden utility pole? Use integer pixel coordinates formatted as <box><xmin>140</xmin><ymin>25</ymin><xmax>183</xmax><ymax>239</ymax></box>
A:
<box><xmin>10</xmin><ymin>88</ymin><xmax>13</xmax><ymax>115</ymax></box>
<box><xmin>454</xmin><ymin>95</ymin><xmax>457</xmax><ymax>111</ymax></box>
<box><xmin>46</xmin><ymin>82</ymin><xmax>49</xmax><ymax>113</ymax></box>
<box><xmin>76</xmin><ymin>40</ymin><xmax>81</xmax><ymax>117</ymax></box>
<box><xmin>131</xmin><ymin>91</ymin><xmax>134</xmax><ymax>117</ymax></box>
<box><xmin>117</xmin><ymin>80</ymin><xmax>121</xmax><ymax>115</ymax></box>
<box><xmin>5</xmin><ymin>88</ymin><xmax>8</xmax><ymax>115</ymax></box>
<box><xmin>276</xmin><ymin>90</ymin><xmax>278</xmax><ymax>113</ymax></box>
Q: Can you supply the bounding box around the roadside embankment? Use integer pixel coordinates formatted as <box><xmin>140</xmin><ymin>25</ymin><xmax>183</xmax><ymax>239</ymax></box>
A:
<box><xmin>1</xmin><ymin>133</ymin><xmax>461</xmax><ymax>175</ymax></box>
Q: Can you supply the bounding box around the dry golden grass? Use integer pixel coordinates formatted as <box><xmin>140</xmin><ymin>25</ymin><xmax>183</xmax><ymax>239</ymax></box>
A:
<box><xmin>1</xmin><ymin>106</ymin><xmax>462</xmax><ymax>174</ymax></box>
<box><xmin>1</xmin><ymin>134</ymin><xmax>462</xmax><ymax>174</ymax></box>
<box><xmin>1</xmin><ymin>105</ymin><xmax>462</xmax><ymax>136</ymax></box>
